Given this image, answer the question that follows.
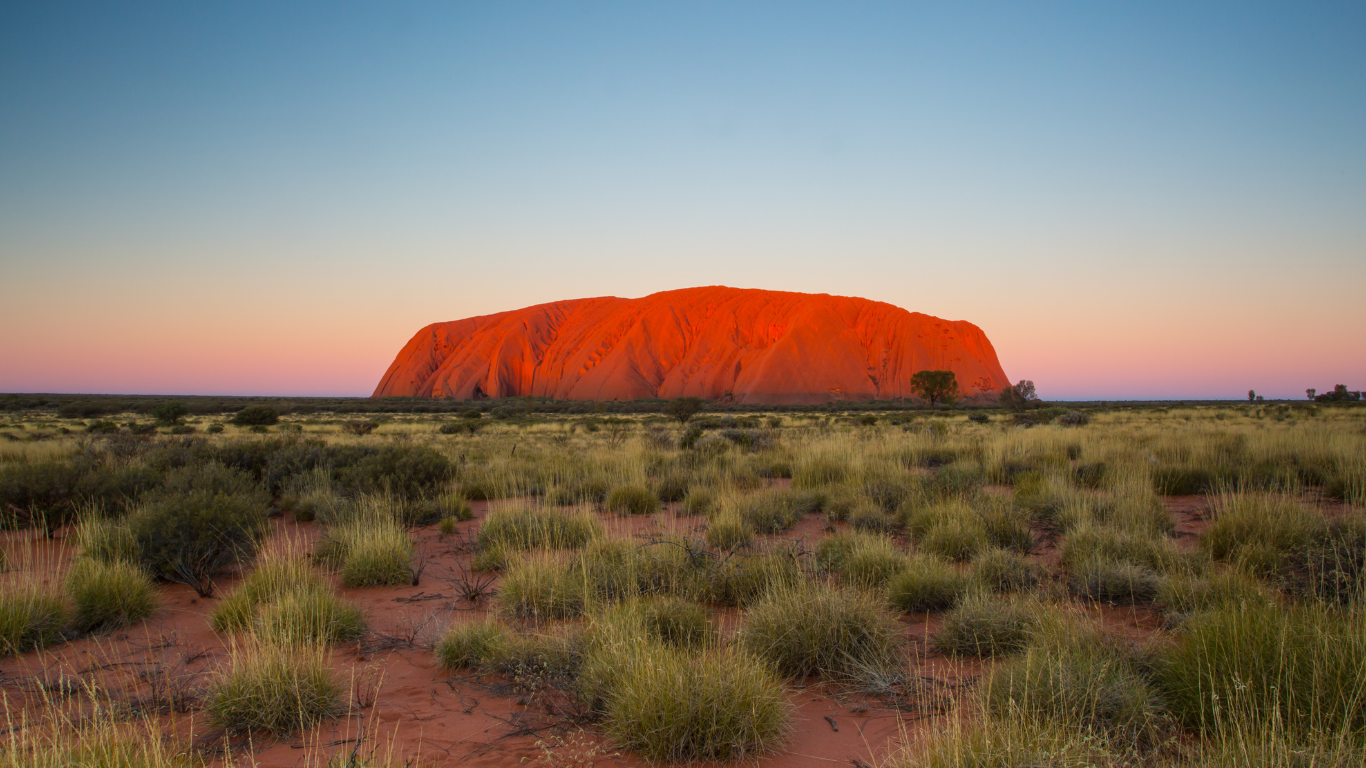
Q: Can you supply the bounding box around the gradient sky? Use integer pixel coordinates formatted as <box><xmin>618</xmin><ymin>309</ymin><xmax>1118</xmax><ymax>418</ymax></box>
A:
<box><xmin>3</xmin><ymin>2</ymin><xmax>1364</xmax><ymax>400</ymax></box>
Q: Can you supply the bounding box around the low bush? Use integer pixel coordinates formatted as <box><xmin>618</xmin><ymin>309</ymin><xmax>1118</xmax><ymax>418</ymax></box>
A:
<box><xmin>742</xmin><ymin>583</ymin><xmax>903</xmax><ymax>679</ymax></box>
<box><xmin>315</xmin><ymin>512</ymin><xmax>414</xmax><ymax>587</ymax></box>
<box><xmin>651</xmin><ymin>471</ymin><xmax>690</xmax><ymax>503</ymax></box>
<box><xmin>231</xmin><ymin>405</ymin><xmax>279</xmax><ymax>427</ymax></box>
<box><xmin>887</xmin><ymin>555</ymin><xmax>972</xmax><ymax>614</ymax></box>
<box><xmin>127</xmin><ymin>488</ymin><xmax>268</xmax><ymax>597</ymax></box>
<box><xmin>605</xmin><ymin>484</ymin><xmax>660</xmax><ymax>515</ymax></box>
<box><xmin>932</xmin><ymin>595</ymin><xmax>1035</xmax><ymax>658</ymax></box>
<box><xmin>207</xmin><ymin>641</ymin><xmax>342</xmax><ymax>735</ymax></box>
<box><xmin>1156</xmin><ymin>569</ymin><xmax>1268</xmax><ymax>616</ymax></box>
<box><xmin>0</xmin><ymin>585</ymin><xmax>67</xmax><ymax>655</ymax></box>
<box><xmin>335</xmin><ymin>445</ymin><xmax>455</xmax><ymax>499</ymax></box>
<box><xmin>65</xmin><ymin>558</ymin><xmax>158</xmax><ymax>632</ymax></box>
<box><xmin>816</xmin><ymin>531</ymin><xmax>906</xmax><ymax>589</ymax></box>
<box><xmin>680</xmin><ymin>488</ymin><xmax>714</xmax><ymax>516</ymax></box>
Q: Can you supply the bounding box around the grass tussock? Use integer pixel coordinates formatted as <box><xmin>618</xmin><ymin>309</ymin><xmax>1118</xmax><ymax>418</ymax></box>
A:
<box><xmin>741</xmin><ymin>582</ymin><xmax>903</xmax><ymax>679</ymax></box>
<box><xmin>888</xmin><ymin>554</ymin><xmax>972</xmax><ymax>614</ymax></box>
<box><xmin>207</xmin><ymin>640</ymin><xmax>342</xmax><ymax>735</ymax></box>
<box><xmin>602</xmin><ymin>644</ymin><xmax>790</xmax><ymax>762</ymax></box>
<box><xmin>316</xmin><ymin>512</ymin><xmax>414</xmax><ymax>587</ymax></box>
<box><xmin>932</xmin><ymin>594</ymin><xmax>1036</xmax><ymax>658</ymax></box>
<box><xmin>65</xmin><ymin>558</ymin><xmax>158</xmax><ymax>632</ymax></box>
<box><xmin>476</xmin><ymin>506</ymin><xmax>601</xmax><ymax>556</ymax></box>
<box><xmin>0</xmin><ymin>581</ymin><xmax>67</xmax><ymax>656</ymax></box>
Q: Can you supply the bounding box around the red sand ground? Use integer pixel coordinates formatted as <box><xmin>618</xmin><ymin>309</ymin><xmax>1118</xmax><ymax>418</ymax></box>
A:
<box><xmin>0</xmin><ymin>494</ymin><xmax>1198</xmax><ymax>768</ymax></box>
<box><xmin>373</xmin><ymin>286</ymin><xmax>1010</xmax><ymax>405</ymax></box>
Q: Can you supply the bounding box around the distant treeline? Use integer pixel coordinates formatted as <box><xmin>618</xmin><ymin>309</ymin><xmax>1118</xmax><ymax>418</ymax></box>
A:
<box><xmin>1</xmin><ymin>392</ymin><xmax>1353</xmax><ymax>419</ymax></box>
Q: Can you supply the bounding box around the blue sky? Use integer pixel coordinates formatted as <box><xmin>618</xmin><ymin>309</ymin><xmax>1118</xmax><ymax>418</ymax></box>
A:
<box><xmin>2</xmin><ymin>2</ymin><xmax>1363</xmax><ymax>398</ymax></box>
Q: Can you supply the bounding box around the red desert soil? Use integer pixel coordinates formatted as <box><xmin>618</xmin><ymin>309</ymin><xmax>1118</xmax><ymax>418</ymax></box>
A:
<box><xmin>0</xmin><ymin>493</ymin><xmax>1206</xmax><ymax>767</ymax></box>
<box><xmin>373</xmin><ymin>286</ymin><xmax>1010</xmax><ymax>404</ymax></box>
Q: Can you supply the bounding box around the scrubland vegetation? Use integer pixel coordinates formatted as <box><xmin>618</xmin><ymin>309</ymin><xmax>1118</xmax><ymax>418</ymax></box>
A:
<box><xmin>0</xmin><ymin>398</ymin><xmax>1363</xmax><ymax>765</ymax></box>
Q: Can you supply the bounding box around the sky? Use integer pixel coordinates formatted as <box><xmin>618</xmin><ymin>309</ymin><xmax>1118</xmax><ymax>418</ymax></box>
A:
<box><xmin>2</xmin><ymin>2</ymin><xmax>1364</xmax><ymax>400</ymax></box>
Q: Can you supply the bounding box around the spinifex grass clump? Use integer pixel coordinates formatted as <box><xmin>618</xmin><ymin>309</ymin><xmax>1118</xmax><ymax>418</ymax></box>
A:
<box><xmin>436</xmin><ymin>618</ymin><xmax>511</xmax><ymax>670</ymax></box>
<box><xmin>605</xmin><ymin>484</ymin><xmax>660</xmax><ymax>515</ymax></box>
<box><xmin>932</xmin><ymin>595</ymin><xmax>1036</xmax><ymax>658</ymax></box>
<box><xmin>887</xmin><ymin>554</ymin><xmax>972</xmax><ymax>613</ymax></box>
<box><xmin>476</xmin><ymin>506</ymin><xmax>601</xmax><ymax>561</ymax></box>
<box><xmin>316</xmin><ymin>511</ymin><xmax>413</xmax><ymax>587</ymax></box>
<box><xmin>742</xmin><ymin>582</ymin><xmax>903</xmax><ymax>679</ymax></box>
<box><xmin>973</xmin><ymin>548</ymin><xmax>1040</xmax><ymax>594</ymax></box>
<box><xmin>65</xmin><ymin>558</ymin><xmax>158</xmax><ymax>632</ymax></box>
<box><xmin>709</xmin><ymin>549</ymin><xmax>810</xmax><ymax>607</ymax></box>
<box><xmin>582</xmin><ymin>603</ymin><xmax>790</xmax><ymax>762</ymax></box>
<box><xmin>817</xmin><ymin>530</ymin><xmax>907</xmax><ymax>589</ymax></box>
<box><xmin>1069</xmin><ymin>557</ymin><xmax>1162</xmax><ymax>604</ymax></box>
<box><xmin>0</xmin><ymin>583</ymin><xmax>67</xmax><ymax>656</ymax></box>
<box><xmin>603</xmin><ymin>644</ymin><xmax>790</xmax><ymax>762</ymax></box>
<box><xmin>0</xmin><ymin>706</ymin><xmax>188</xmax><ymax>768</ymax></box>
<box><xmin>497</xmin><ymin>553</ymin><xmax>584</xmax><ymax>621</ymax></box>
<box><xmin>211</xmin><ymin>553</ymin><xmax>364</xmax><ymax>643</ymax></box>
<box><xmin>1201</xmin><ymin>492</ymin><xmax>1326</xmax><ymax>577</ymax></box>
<box><xmin>207</xmin><ymin>640</ymin><xmax>342</xmax><ymax>735</ymax></box>
<box><xmin>980</xmin><ymin>624</ymin><xmax>1163</xmax><ymax>737</ymax></box>
<box><xmin>1161</xmin><ymin>599</ymin><xmax>1366</xmax><ymax>740</ymax></box>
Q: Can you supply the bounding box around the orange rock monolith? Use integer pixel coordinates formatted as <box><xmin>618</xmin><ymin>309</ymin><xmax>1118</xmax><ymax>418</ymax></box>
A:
<box><xmin>373</xmin><ymin>286</ymin><xmax>1009</xmax><ymax>404</ymax></box>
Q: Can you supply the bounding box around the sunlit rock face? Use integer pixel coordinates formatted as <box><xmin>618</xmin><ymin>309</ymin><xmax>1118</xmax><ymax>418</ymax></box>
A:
<box><xmin>373</xmin><ymin>286</ymin><xmax>1010</xmax><ymax>404</ymax></box>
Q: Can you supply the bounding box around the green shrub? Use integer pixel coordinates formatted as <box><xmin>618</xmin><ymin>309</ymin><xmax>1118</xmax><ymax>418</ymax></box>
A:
<box><xmin>340</xmin><ymin>535</ymin><xmax>413</xmax><ymax>588</ymax></box>
<box><xmin>818</xmin><ymin>532</ymin><xmax>907</xmax><ymax>589</ymax></box>
<box><xmin>733</xmin><ymin>489</ymin><xmax>807</xmax><ymax>534</ymax></box>
<box><xmin>1161</xmin><ymin>600</ymin><xmax>1366</xmax><ymax>739</ymax></box>
<box><xmin>1059</xmin><ymin>523</ymin><xmax>1190</xmax><ymax>574</ymax></box>
<box><xmin>606</xmin><ymin>484</ymin><xmax>660</xmax><ymax>515</ymax></box>
<box><xmin>1156</xmin><ymin>569</ymin><xmax>1268</xmax><ymax>615</ymax></box>
<box><xmin>888</xmin><ymin>555</ymin><xmax>971</xmax><ymax>613</ymax></box>
<box><xmin>65</xmin><ymin>559</ymin><xmax>157</xmax><ymax>632</ymax></box>
<box><xmin>231</xmin><ymin>405</ymin><xmax>279</xmax><ymax>427</ymax></box>
<box><xmin>932</xmin><ymin>595</ymin><xmax>1035</xmax><ymax>658</ymax></box>
<box><xmin>973</xmin><ymin>548</ymin><xmax>1040</xmax><ymax>593</ymax></box>
<box><xmin>436</xmin><ymin>619</ymin><xmax>511</xmax><ymax>670</ymax></box>
<box><xmin>127</xmin><ymin>489</ymin><xmax>268</xmax><ymax>597</ymax></box>
<box><xmin>742</xmin><ymin>583</ymin><xmax>903</xmax><ymax>679</ymax></box>
<box><xmin>602</xmin><ymin>645</ymin><xmax>790</xmax><ymax>762</ymax></box>
<box><xmin>920</xmin><ymin>518</ymin><xmax>985</xmax><ymax>562</ymax></box>
<box><xmin>74</xmin><ymin>514</ymin><xmax>138</xmax><ymax>565</ymax></box>
<box><xmin>0</xmin><ymin>585</ymin><xmax>67</xmax><ymax>655</ymax></box>
<box><xmin>207</xmin><ymin>641</ymin><xmax>341</xmax><ymax>735</ymax></box>
<box><xmin>335</xmin><ymin>445</ymin><xmax>455</xmax><ymax>499</ymax></box>
<box><xmin>567</xmin><ymin>538</ymin><xmax>646</xmax><ymax>601</ymax></box>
